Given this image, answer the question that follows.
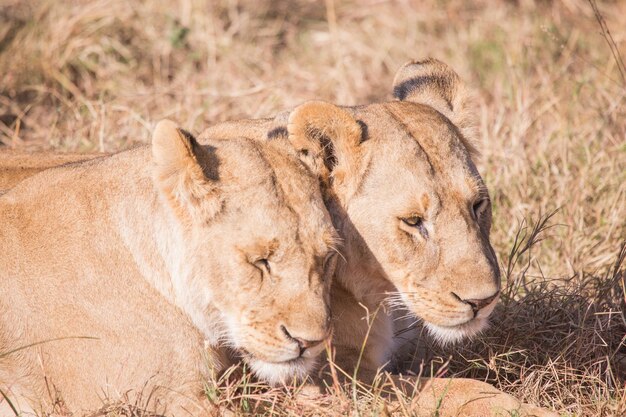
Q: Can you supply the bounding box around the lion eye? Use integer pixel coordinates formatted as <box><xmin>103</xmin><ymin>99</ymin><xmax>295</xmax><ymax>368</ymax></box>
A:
<box><xmin>402</xmin><ymin>216</ymin><xmax>423</xmax><ymax>227</ymax></box>
<box><xmin>322</xmin><ymin>252</ymin><xmax>337</xmax><ymax>280</ymax></box>
<box><xmin>401</xmin><ymin>216</ymin><xmax>428</xmax><ymax>238</ymax></box>
<box><xmin>254</xmin><ymin>258</ymin><xmax>271</xmax><ymax>274</ymax></box>
<box><xmin>472</xmin><ymin>199</ymin><xmax>489</xmax><ymax>219</ymax></box>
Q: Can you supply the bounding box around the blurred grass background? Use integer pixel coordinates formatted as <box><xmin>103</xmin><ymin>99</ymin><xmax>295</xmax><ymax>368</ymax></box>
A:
<box><xmin>0</xmin><ymin>0</ymin><xmax>624</xmax><ymax>415</ymax></box>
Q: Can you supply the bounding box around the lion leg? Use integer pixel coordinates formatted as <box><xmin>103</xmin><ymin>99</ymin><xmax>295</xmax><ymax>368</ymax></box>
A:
<box><xmin>313</xmin><ymin>365</ymin><xmax>555</xmax><ymax>417</ymax></box>
<box><xmin>386</xmin><ymin>375</ymin><xmax>558</xmax><ymax>417</ymax></box>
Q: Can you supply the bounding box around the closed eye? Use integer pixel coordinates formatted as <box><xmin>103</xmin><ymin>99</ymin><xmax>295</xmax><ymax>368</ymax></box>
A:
<box><xmin>400</xmin><ymin>216</ymin><xmax>429</xmax><ymax>239</ymax></box>
<box><xmin>254</xmin><ymin>258</ymin><xmax>271</xmax><ymax>275</ymax></box>
<box><xmin>402</xmin><ymin>216</ymin><xmax>423</xmax><ymax>228</ymax></box>
<box><xmin>322</xmin><ymin>251</ymin><xmax>338</xmax><ymax>280</ymax></box>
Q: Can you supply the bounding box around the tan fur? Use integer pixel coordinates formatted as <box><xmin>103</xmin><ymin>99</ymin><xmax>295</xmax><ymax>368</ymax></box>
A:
<box><xmin>201</xmin><ymin>60</ymin><xmax>502</xmax><ymax>369</ymax></box>
<box><xmin>0</xmin><ymin>59</ymin><xmax>556</xmax><ymax>416</ymax></box>
<box><xmin>392</xmin><ymin>58</ymin><xmax>479</xmax><ymax>156</ymax></box>
<box><xmin>260</xmin><ymin>100</ymin><xmax>502</xmax><ymax>376</ymax></box>
<box><xmin>0</xmin><ymin>120</ymin><xmax>338</xmax><ymax>414</ymax></box>
<box><xmin>200</xmin><ymin>59</ymin><xmax>553</xmax><ymax>416</ymax></box>
<box><xmin>0</xmin><ymin>150</ymin><xmax>105</xmax><ymax>191</ymax></box>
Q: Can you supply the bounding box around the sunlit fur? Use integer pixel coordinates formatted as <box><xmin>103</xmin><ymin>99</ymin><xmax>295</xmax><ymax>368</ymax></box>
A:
<box><xmin>387</xmin><ymin>288</ymin><xmax>499</xmax><ymax>346</ymax></box>
<box><xmin>0</xmin><ymin>62</ymin><xmax>502</xmax><ymax>383</ymax></box>
<box><xmin>425</xmin><ymin>296</ymin><xmax>497</xmax><ymax>346</ymax></box>
<box><xmin>247</xmin><ymin>357</ymin><xmax>316</xmax><ymax>386</ymax></box>
<box><xmin>425</xmin><ymin>319</ymin><xmax>486</xmax><ymax>346</ymax></box>
<box><xmin>1</xmin><ymin>60</ymin><xmax>508</xmax><ymax>414</ymax></box>
<box><xmin>0</xmin><ymin>120</ymin><xmax>337</xmax><ymax>412</ymax></box>
<box><xmin>201</xmin><ymin>60</ymin><xmax>502</xmax><ymax>378</ymax></box>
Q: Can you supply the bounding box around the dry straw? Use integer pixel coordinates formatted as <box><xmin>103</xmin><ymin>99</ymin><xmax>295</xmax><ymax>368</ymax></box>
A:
<box><xmin>0</xmin><ymin>0</ymin><xmax>624</xmax><ymax>415</ymax></box>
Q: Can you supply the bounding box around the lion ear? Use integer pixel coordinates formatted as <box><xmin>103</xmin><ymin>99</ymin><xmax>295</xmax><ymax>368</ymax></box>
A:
<box><xmin>152</xmin><ymin>119</ymin><xmax>222</xmax><ymax>223</ymax></box>
<box><xmin>287</xmin><ymin>101</ymin><xmax>363</xmax><ymax>192</ymax></box>
<box><xmin>392</xmin><ymin>58</ymin><xmax>478</xmax><ymax>156</ymax></box>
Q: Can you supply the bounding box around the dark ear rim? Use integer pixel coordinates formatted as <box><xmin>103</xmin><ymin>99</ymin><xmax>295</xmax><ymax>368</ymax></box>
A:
<box><xmin>175</xmin><ymin>128</ymin><xmax>222</xmax><ymax>182</ymax></box>
<box><xmin>265</xmin><ymin>113</ymin><xmax>368</xmax><ymax>144</ymax></box>
<box><xmin>393</xmin><ymin>74</ymin><xmax>456</xmax><ymax>110</ymax></box>
<box><xmin>392</xmin><ymin>58</ymin><xmax>459</xmax><ymax>105</ymax></box>
<box><xmin>177</xmin><ymin>127</ymin><xmax>203</xmax><ymax>170</ymax></box>
<box><xmin>391</xmin><ymin>58</ymin><xmax>480</xmax><ymax>159</ymax></box>
<box><xmin>176</xmin><ymin>128</ymin><xmax>199</xmax><ymax>152</ymax></box>
<box><xmin>286</xmin><ymin>100</ymin><xmax>364</xmax><ymax>183</ymax></box>
<box><xmin>152</xmin><ymin>120</ymin><xmax>200</xmax><ymax>166</ymax></box>
<box><xmin>355</xmin><ymin>119</ymin><xmax>369</xmax><ymax>143</ymax></box>
<box><xmin>266</xmin><ymin>126</ymin><xmax>289</xmax><ymax>140</ymax></box>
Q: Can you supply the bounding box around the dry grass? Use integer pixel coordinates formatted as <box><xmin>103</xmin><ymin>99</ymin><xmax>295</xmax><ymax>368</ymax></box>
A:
<box><xmin>0</xmin><ymin>0</ymin><xmax>624</xmax><ymax>415</ymax></box>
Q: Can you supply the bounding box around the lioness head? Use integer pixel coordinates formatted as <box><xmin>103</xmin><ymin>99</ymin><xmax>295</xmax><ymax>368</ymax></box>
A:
<box><xmin>278</xmin><ymin>59</ymin><xmax>499</xmax><ymax>345</ymax></box>
<box><xmin>151</xmin><ymin>120</ymin><xmax>339</xmax><ymax>383</ymax></box>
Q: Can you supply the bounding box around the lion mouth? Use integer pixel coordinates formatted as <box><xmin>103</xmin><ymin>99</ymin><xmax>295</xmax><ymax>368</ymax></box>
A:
<box><xmin>277</xmin><ymin>357</ymin><xmax>307</xmax><ymax>366</ymax></box>
<box><xmin>424</xmin><ymin>316</ymin><xmax>490</xmax><ymax>346</ymax></box>
<box><xmin>239</xmin><ymin>349</ymin><xmax>317</xmax><ymax>386</ymax></box>
<box><xmin>239</xmin><ymin>348</ymin><xmax>307</xmax><ymax>366</ymax></box>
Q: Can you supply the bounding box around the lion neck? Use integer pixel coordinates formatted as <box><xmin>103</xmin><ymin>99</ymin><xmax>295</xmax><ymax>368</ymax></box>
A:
<box><xmin>324</xmin><ymin>191</ymin><xmax>396</xmax><ymax>310</ymax></box>
<box><xmin>92</xmin><ymin>149</ymin><xmax>225</xmax><ymax>346</ymax></box>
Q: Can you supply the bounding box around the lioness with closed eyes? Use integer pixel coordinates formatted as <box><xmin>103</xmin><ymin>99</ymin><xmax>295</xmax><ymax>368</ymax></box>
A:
<box><xmin>0</xmin><ymin>118</ymin><xmax>339</xmax><ymax>415</ymax></box>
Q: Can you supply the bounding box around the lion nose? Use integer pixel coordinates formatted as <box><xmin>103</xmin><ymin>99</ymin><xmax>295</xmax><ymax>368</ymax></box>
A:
<box><xmin>460</xmin><ymin>292</ymin><xmax>500</xmax><ymax>314</ymax></box>
<box><xmin>281</xmin><ymin>325</ymin><xmax>326</xmax><ymax>356</ymax></box>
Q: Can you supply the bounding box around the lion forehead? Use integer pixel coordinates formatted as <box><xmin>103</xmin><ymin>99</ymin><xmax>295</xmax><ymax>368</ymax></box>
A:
<box><xmin>354</xmin><ymin>102</ymin><xmax>481</xmax><ymax>200</ymax></box>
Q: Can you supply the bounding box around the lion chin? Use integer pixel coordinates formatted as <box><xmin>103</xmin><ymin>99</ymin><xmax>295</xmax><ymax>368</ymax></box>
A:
<box><xmin>425</xmin><ymin>317</ymin><xmax>490</xmax><ymax>346</ymax></box>
<box><xmin>246</xmin><ymin>356</ymin><xmax>319</xmax><ymax>386</ymax></box>
<box><xmin>425</xmin><ymin>294</ymin><xmax>499</xmax><ymax>346</ymax></box>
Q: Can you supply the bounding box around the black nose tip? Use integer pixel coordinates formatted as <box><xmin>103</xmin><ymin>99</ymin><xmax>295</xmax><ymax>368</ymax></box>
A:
<box><xmin>462</xmin><ymin>292</ymin><xmax>500</xmax><ymax>314</ymax></box>
<box><xmin>281</xmin><ymin>325</ymin><xmax>325</xmax><ymax>356</ymax></box>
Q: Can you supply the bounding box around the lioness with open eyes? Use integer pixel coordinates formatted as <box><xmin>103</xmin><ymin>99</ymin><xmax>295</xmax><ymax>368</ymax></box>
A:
<box><xmin>0</xmin><ymin>119</ymin><xmax>339</xmax><ymax>415</ymax></box>
<box><xmin>0</xmin><ymin>60</ymin><xmax>556</xmax><ymax>416</ymax></box>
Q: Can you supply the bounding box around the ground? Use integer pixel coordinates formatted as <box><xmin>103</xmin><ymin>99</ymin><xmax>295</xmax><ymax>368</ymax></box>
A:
<box><xmin>0</xmin><ymin>0</ymin><xmax>624</xmax><ymax>415</ymax></box>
